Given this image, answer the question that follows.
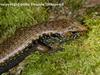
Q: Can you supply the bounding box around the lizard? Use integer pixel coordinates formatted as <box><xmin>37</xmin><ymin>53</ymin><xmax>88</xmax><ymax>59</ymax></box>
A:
<box><xmin>0</xmin><ymin>19</ymin><xmax>87</xmax><ymax>74</ymax></box>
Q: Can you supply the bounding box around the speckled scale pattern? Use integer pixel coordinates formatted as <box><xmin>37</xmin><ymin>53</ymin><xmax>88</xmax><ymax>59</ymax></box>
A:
<box><xmin>0</xmin><ymin>19</ymin><xmax>87</xmax><ymax>74</ymax></box>
<box><xmin>0</xmin><ymin>19</ymin><xmax>71</xmax><ymax>59</ymax></box>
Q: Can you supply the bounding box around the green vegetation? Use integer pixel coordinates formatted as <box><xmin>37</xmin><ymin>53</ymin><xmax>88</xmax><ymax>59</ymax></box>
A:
<box><xmin>19</xmin><ymin>14</ymin><xmax>100</xmax><ymax>75</ymax></box>
<box><xmin>0</xmin><ymin>0</ymin><xmax>48</xmax><ymax>43</ymax></box>
<box><xmin>21</xmin><ymin>17</ymin><xmax>100</xmax><ymax>75</ymax></box>
<box><xmin>1</xmin><ymin>0</ymin><xmax>100</xmax><ymax>75</ymax></box>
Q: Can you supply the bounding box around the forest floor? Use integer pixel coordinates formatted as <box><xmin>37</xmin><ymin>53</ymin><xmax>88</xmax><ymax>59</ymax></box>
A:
<box><xmin>0</xmin><ymin>0</ymin><xmax>100</xmax><ymax>75</ymax></box>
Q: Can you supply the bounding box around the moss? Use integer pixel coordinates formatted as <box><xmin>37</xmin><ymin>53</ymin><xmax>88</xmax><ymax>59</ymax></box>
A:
<box><xmin>1</xmin><ymin>0</ymin><xmax>100</xmax><ymax>75</ymax></box>
<box><xmin>21</xmin><ymin>17</ymin><xmax>100</xmax><ymax>75</ymax></box>
<box><xmin>0</xmin><ymin>0</ymin><xmax>48</xmax><ymax>43</ymax></box>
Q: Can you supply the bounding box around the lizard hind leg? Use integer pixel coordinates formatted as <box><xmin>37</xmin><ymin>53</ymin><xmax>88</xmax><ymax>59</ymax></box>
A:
<box><xmin>36</xmin><ymin>42</ymin><xmax>64</xmax><ymax>54</ymax></box>
<box><xmin>36</xmin><ymin>43</ymin><xmax>50</xmax><ymax>53</ymax></box>
<box><xmin>37</xmin><ymin>33</ymin><xmax>65</xmax><ymax>53</ymax></box>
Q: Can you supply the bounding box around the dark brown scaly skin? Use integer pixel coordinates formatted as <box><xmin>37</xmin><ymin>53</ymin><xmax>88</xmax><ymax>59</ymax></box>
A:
<box><xmin>0</xmin><ymin>19</ymin><xmax>87</xmax><ymax>74</ymax></box>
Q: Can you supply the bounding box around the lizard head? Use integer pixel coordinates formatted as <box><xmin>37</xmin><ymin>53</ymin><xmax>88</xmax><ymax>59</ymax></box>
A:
<box><xmin>57</xmin><ymin>19</ymin><xmax>88</xmax><ymax>39</ymax></box>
